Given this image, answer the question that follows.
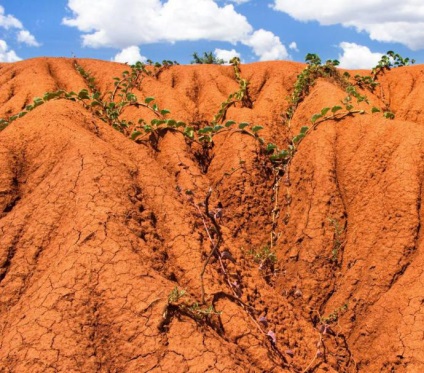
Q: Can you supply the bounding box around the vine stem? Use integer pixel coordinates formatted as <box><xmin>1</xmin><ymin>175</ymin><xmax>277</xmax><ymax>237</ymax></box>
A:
<box><xmin>193</xmin><ymin>185</ymin><xmax>289</xmax><ymax>368</ymax></box>
<box><xmin>198</xmin><ymin>187</ymin><xmax>222</xmax><ymax>304</ymax></box>
<box><xmin>270</xmin><ymin>166</ymin><xmax>282</xmax><ymax>251</ymax></box>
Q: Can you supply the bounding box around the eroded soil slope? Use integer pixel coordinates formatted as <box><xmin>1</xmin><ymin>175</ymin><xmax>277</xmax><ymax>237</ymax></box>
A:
<box><xmin>1</xmin><ymin>58</ymin><xmax>424</xmax><ymax>372</ymax></box>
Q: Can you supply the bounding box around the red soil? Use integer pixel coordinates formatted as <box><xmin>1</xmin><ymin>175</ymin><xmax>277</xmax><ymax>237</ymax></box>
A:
<box><xmin>1</xmin><ymin>57</ymin><xmax>424</xmax><ymax>372</ymax></box>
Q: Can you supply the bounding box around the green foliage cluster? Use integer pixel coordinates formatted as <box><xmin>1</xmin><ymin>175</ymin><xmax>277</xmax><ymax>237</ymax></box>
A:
<box><xmin>167</xmin><ymin>286</ymin><xmax>221</xmax><ymax>320</ymax></box>
<box><xmin>212</xmin><ymin>57</ymin><xmax>251</xmax><ymax>124</ymax></box>
<box><xmin>249</xmin><ymin>245</ymin><xmax>277</xmax><ymax>267</ymax></box>
<box><xmin>191</xmin><ymin>51</ymin><xmax>224</xmax><ymax>65</ymax></box>
<box><xmin>3</xmin><ymin>50</ymin><xmax>410</xmax><ymax>172</ymax></box>
<box><xmin>349</xmin><ymin>51</ymin><xmax>416</xmax><ymax>97</ymax></box>
<box><xmin>0</xmin><ymin>50</ymin><xmax>414</xmax><ymax>162</ymax></box>
<box><xmin>372</xmin><ymin>50</ymin><xmax>415</xmax><ymax>79</ymax></box>
<box><xmin>321</xmin><ymin>303</ymin><xmax>348</xmax><ymax>324</ymax></box>
<box><xmin>353</xmin><ymin>74</ymin><xmax>378</xmax><ymax>92</ymax></box>
<box><xmin>286</xmin><ymin>53</ymin><xmax>341</xmax><ymax>120</ymax></box>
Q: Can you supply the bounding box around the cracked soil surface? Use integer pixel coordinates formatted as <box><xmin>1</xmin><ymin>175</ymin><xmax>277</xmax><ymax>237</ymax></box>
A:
<box><xmin>1</xmin><ymin>58</ymin><xmax>424</xmax><ymax>372</ymax></box>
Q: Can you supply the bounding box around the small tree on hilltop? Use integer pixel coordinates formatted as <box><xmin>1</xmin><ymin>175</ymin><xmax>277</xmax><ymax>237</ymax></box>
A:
<box><xmin>191</xmin><ymin>51</ymin><xmax>224</xmax><ymax>65</ymax></box>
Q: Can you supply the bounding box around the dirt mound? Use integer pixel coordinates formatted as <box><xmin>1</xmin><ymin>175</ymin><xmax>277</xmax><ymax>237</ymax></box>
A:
<box><xmin>1</xmin><ymin>57</ymin><xmax>424</xmax><ymax>372</ymax></box>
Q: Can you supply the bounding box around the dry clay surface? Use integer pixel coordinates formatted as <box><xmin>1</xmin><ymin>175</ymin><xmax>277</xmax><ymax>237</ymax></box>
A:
<box><xmin>0</xmin><ymin>58</ymin><xmax>424</xmax><ymax>372</ymax></box>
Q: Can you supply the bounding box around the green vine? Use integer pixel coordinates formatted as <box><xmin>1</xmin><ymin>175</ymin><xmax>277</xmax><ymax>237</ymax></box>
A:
<box><xmin>212</xmin><ymin>57</ymin><xmax>251</xmax><ymax>124</ymax></box>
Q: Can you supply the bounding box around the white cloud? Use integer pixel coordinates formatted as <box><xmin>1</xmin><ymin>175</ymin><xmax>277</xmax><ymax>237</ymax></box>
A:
<box><xmin>64</xmin><ymin>0</ymin><xmax>290</xmax><ymax>62</ymax></box>
<box><xmin>214</xmin><ymin>48</ymin><xmax>240</xmax><ymax>63</ymax></box>
<box><xmin>17</xmin><ymin>30</ymin><xmax>41</xmax><ymax>47</ymax></box>
<box><xmin>0</xmin><ymin>40</ymin><xmax>21</xmax><ymax>62</ymax></box>
<box><xmin>113</xmin><ymin>46</ymin><xmax>147</xmax><ymax>64</ymax></box>
<box><xmin>338</xmin><ymin>42</ymin><xmax>383</xmax><ymax>69</ymax></box>
<box><xmin>225</xmin><ymin>0</ymin><xmax>250</xmax><ymax>4</ymax></box>
<box><xmin>272</xmin><ymin>0</ymin><xmax>424</xmax><ymax>50</ymax></box>
<box><xmin>0</xmin><ymin>5</ymin><xmax>40</xmax><ymax>48</ymax></box>
<box><xmin>243</xmin><ymin>29</ymin><xmax>289</xmax><ymax>61</ymax></box>
<box><xmin>0</xmin><ymin>6</ymin><xmax>22</xmax><ymax>29</ymax></box>
<box><xmin>63</xmin><ymin>0</ymin><xmax>253</xmax><ymax>48</ymax></box>
<box><xmin>289</xmin><ymin>41</ymin><xmax>298</xmax><ymax>51</ymax></box>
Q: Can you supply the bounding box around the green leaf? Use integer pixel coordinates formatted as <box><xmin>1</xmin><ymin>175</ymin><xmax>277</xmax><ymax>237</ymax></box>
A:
<box><xmin>184</xmin><ymin>127</ymin><xmax>194</xmax><ymax>139</ymax></box>
<box><xmin>65</xmin><ymin>91</ymin><xmax>77</xmax><ymax>98</ymax></box>
<box><xmin>25</xmin><ymin>104</ymin><xmax>34</xmax><ymax>111</ymax></box>
<box><xmin>152</xmin><ymin>103</ymin><xmax>158</xmax><ymax>111</ymax></box>
<box><xmin>130</xmin><ymin>130</ymin><xmax>143</xmax><ymax>140</ymax></box>
<box><xmin>91</xmin><ymin>100</ymin><xmax>103</xmax><ymax>107</ymax></box>
<box><xmin>300</xmin><ymin>126</ymin><xmax>309</xmax><ymax>134</ymax></box>
<box><xmin>238</xmin><ymin>122</ymin><xmax>249</xmax><ymax>129</ymax></box>
<box><xmin>383</xmin><ymin>111</ymin><xmax>395</xmax><ymax>120</ymax></box>
<box><xmin>224</xmin><ymin>120</ymin><xmax>236</xmax><ymax>127</ymax></box>
<box><xmin>33</xmin><ymin>97</ymin><xmax>44</xmax><ymax>106</ymax></box>
<box><xmin>213</xmin><ymin>125</ymin><xmax>224</xmax><ymax>132</ymax></box>
<box><xmin>266</xmin><ymin>143</ymin><xmax>277</xmax><ymax>152</ymax></box>
<box><xmin>292</xmin><ymin>133</ymin><xmax>305</xmax><ymax>144</ymax></box>
<box><xmin>43</xmin><ymin>92</ymin><xmax>59</xmax><ymax>101</ymax></box>
<box><xmin>126</xmin><ymin>92</ymin><xmax>137</xmax><ymax>102</ymax></box>
<box><xmin>144</xmin><ymin>97</ymin><xmax>155</xmax><ymax>104</ymax></box>
<box><xmin>199</xmin><ymin>126</ymin><xmax>213</xmax><ymax>134</ymax></box>
<box><xmin>176</xmin><ymin>121</ymin><xmax>186</xmax><ymax>128</ymax></box>
<box><xmin>160</xmin><ymin>109</ymin><xmax>171</xmax><ymax>116</ymax></box>
<box><xmin>251</xmin><ymin>125</ymin><xmax>264</xmax><ymax>133</ymax></box>
<box><xmin>311</xmin><ymin>113</ymin><xmax>322</xmax><ymax>124</ymax></box>
<box><xmin>331</xmin><ymin>105</ymin><xmax>342</xmax><ymax>113</ymax></box>
<box><xmin>0</xmin><ymin>119</ymin><xmax>9</xmax><ymax>131</ymax></box>
<box><xmin>279</xmin><ymin>150</ymin><xmax>289</xmax><ymax>158</ymax></box>
<box><xmin>154</xmin><ymin>119</ymin><xmax>166</xmax><ymax>126</ymax></box>
<box><xmin>166</xmin><ymin>119</ymin><xmax>177</xmax><ymax>127</ymax></box>
<box><xmin>371</xmin><ymin>107</ymin><xmax>381</xmax><ymax>113</ymax></box>
<box><xmin>77</xmin><ymin>89</ymin><xmax>90</xmax><ymax>100</ymax></box>
<box><xmin>321</xmin><ymin>107</ymin><xmax>330</xmax><ymax>116</ymax></box>
<box><xmin>18</xmin><ymin>111</ymin><xmax>27</xmax><ymax>118</ymax></box>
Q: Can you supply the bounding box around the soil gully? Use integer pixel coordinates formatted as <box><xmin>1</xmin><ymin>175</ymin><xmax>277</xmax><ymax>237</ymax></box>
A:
<box><xmin>0</xmin><ymin>57</ymin><xmax>424</xmax><ymax>372</ymax></box>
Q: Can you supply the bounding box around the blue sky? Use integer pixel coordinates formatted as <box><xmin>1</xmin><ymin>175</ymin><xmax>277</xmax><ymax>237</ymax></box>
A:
<box><xmin>1</xmin><ymin>0</ymin><xmax>424</xmax><ymax>69</ymax></box>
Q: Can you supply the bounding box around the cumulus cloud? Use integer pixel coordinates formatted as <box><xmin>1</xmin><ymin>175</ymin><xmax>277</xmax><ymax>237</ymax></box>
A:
<box><xmin>0</xmin><ymin>6</ymin><xmax>22</xmax><ymax>29</ymax></box>
<box><xmin>225</xmin><ymin>0</ymin><xmax>250</xmax><ymax>4</ymax></box>
<box><xmin>113</xmin><ymin>46</ymin><xmax>147</xmax><ymax>64</ymax></box>
<box><xmin>243</xmin><ymin>29</ymin><xmax>289</xmax><ymax>61</ymax></box>
<box><xmin>17</xmin><ymin>30</ymin><xmax>41</xmax><ymax>47</ymax></box>
<box><xmin>0</xmin><ymin>5</ymin><xmax>40</xmax><ymax>47</ymax></box>
<box><xmin>0</xmin><ymin>40</ymin><xmax>21</xmax><ymax>62</ymax></box>
<box><xmin>289</xmin><ymin>41</ymin><xmax>298</xmax><ymax>51</ymax></box>
<box><xmin>272</xmin><ymin>0</ymin><xmax>424</xmax><ymax>50</ymax></box>
<box><xmin>214</xmin><ymin>48</ymin><xmax>240</xmax><ymax>63</ymax></box>
<box><xmin>63</xmin><ymin>0</ymin><xmax>253</xmax><ymax>48</ymax></box>
<box><xmin>64</xmin><ymin>0</ymin><xmax>290</xmax><ymax>61</ymax></box>
<box><xmin>338</xmin><ymin>42</ymin><xmax>383</xmax><ymax>69</ymax></box>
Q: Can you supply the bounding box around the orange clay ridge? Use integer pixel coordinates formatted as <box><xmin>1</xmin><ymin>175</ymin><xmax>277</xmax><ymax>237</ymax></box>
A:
<box><xmin>0</xmin><ymin>57</ymin><xmax>424</xmax><ymax>372</ymax></box>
